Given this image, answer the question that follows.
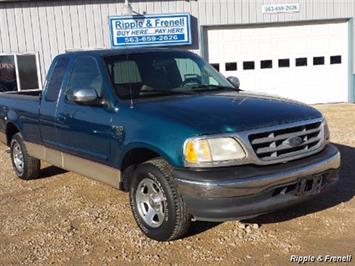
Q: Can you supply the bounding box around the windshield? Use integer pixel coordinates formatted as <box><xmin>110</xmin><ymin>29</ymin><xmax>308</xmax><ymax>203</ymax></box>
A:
<box><xmin>105</xmin><ymin>51</ymin><xmax>234</xmax><ymax>100</ymax></box>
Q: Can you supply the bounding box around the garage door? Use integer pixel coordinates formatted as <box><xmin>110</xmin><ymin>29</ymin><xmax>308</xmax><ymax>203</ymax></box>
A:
<box><xmin>206</xmin><ymin>21</ymin><xmax>349</xmax><ymax>104</ymax></box>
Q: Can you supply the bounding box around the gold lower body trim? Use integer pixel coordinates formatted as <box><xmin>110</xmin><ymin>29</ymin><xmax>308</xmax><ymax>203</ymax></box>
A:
<box><xmin>25</xmin><ymin>142</ymin><xmax>121</xmax><ymax>189</ymax></box>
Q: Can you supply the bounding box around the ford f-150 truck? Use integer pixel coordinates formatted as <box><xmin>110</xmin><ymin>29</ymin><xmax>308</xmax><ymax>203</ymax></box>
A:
<box><xmin>0</xmin><ymin>48</ymin><xmax>340</xmax><ymax>241</ymax></box>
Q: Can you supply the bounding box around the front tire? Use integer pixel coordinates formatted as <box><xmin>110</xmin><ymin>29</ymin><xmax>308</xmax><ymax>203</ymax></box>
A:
<box><xmin>10</xmin><ymin>133</ymin><xmax>40</xmax><ymax>180</ymax></box>
<box><xmin>129</xmin><ymin>158</ymin><xmax>191</xmax><ymax>241</ymax></box>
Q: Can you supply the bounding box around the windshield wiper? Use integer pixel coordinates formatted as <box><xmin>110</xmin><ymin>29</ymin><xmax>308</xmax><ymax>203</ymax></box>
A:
<box><xmin>138</xmin><ymin>85</ymin><xmax>237</xmax><ymax>99</ymax></box>
<box><xmin>190</xmin><ymin>84</ymin><xmax>236</xmax><ymax>92</ymax></box>
<box><xmin>139</xmin><ymin>89</ymin><xmax>194</xmax><ymax>97</ymax></box>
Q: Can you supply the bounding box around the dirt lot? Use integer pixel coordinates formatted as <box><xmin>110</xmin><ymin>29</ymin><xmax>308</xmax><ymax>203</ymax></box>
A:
<box><xmin>0</xmin><ymin>103</ymin><xmax>354</xmax><ymax>265</ymax></box>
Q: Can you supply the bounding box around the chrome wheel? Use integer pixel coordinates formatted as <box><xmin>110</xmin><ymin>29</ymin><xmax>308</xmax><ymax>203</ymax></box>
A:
<box><xmin>12</xmin><ymin>141</ymin><xmax>24</xmax><ymax>174</ymax></box>
<box><xmin>135</xmin><ymin>177</ymin><xmax>166</xmax><ymax>228</ymax></box>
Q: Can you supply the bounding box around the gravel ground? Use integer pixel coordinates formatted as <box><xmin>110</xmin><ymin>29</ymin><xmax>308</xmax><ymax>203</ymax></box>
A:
<box><xmin>0</xmin><ymin>103</ymin><xmax>354</xmax><ymax>265</ymax></box>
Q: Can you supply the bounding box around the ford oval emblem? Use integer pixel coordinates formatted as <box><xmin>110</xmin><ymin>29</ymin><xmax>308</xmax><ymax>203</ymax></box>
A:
<box><xmin>288</xmin><ymin>136</ymin><xmax>303</xmax><ymax>147</ymax></box>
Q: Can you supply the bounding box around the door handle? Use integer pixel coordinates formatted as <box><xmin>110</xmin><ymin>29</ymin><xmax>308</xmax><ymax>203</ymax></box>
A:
<box><xmin>56</xmin><ymin>114</ymin><xmax>66</xmax><ymax>122</ymax></box>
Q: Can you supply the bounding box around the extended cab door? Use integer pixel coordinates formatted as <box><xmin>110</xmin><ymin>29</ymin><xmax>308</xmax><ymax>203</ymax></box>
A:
<box><xmin>55</xmin><ymin>56</ymin><xmax>113</xmax><ymax>163</ymax></box>
<box><xmin>40</xmin><ymin>56</ymin><xmax>70</xmax><ymax>147</ymax></box>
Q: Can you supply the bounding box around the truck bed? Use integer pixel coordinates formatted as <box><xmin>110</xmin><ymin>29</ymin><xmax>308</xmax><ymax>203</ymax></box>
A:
<box><xmin>0</xmin><ymin>89</ymin><xmax>42</xmax><ymax>144</ymax></box>
<box><xmin>0</xmin><ymin>89</ymin><xmax>42</xmax><ymax>98</ymax></box>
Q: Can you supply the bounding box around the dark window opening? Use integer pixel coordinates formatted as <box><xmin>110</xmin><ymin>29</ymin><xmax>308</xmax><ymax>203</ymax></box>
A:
<box><xmin>330</xmin><ymin>55</ymin><xmax>342</xmax><ymax>64</ymax></box>
<box><xmin>313</xmin><ymin>56</ymin><xmax>325</xmax><ymax>65</ymax></box>
<box><xmin>243</xmin><ymin>61</ymin><xmax>255</xmax><ymax>70</ymax></box>
<box><xmin>225</xmin><ymin>62</ymin><xmax>237</xmax><ymax>71</ymax></box>
<box><xmin>296</xmin><ymin>57</ymin><xmax>307</xmax><ymax>67</ymax></box>
<box><xmin>261</xmin><ymin>60</ymin><xmax>272</xmax><ymax>69</ymax></box>
<box><xmin>278</xmin><ymin>59</ymin><xmax>290</xmax><ymax>68</ymax></box>
<box><xmin>210</xmin><ymin>63</ymin><xmax>220</xmax><ymax>71</ymax></box>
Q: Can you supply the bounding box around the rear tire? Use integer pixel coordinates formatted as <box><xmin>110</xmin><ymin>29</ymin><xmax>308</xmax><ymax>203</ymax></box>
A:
<box><xmin>129</xmin><ymin>158</ymin><xmax>191</xmax><ymax>241</ymax></box>
<box><xmin>10</xmin><ymin>133</ymin><xmax>40</xmax><ymax>180</ymax></box>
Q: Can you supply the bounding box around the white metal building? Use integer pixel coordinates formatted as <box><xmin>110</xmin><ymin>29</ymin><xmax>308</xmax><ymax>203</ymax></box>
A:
<box><xmin>0</xmin><ymin>0</ymin><xmax>354</xmax><ymax>104</ymax></box>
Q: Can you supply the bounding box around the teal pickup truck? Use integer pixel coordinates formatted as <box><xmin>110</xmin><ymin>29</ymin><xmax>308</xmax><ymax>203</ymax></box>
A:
<box><xmin>0</xmin><ymin>48</ymin><xmax>340</xmax><ymax>241</ymax></box>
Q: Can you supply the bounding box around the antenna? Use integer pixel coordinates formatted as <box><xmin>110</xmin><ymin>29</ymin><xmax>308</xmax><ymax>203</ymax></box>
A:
<box><xmin>126</xmin><ymin>51</ymin><xmax>134</xmax><ymax>109</ymax></box>
<box><xmin>123</xmin><ymin>0</ymin><xmax>136</xmax><ymax>109</ymax></box>
<box><xmin>129</xmin><ymin>85</ymin><xmax>134</xmax><ymax>109</ymax></box>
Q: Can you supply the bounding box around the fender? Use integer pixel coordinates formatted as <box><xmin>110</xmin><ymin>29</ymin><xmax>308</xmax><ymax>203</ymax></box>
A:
<box><xmin>4</xmin><ymin>115</ymin><xmax>21</xmax><ymax>145</ymax></box>
<box><xmin>6</xmin><ymin>110</ymin><xmax>21</xmax><ymax>131</ymax></box>
<box><xmin>114</xmin><ymin>141</ymin><xmax>177</xmax><ymax>169</ymax></box>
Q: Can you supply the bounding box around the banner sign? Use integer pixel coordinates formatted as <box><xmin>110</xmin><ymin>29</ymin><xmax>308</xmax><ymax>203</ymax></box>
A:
<box><xmin>109</xmin><ymin>13</ymin><xmax>192</xmax><ymax>47</ymax></box>
<box><xmin>262</xmin><ymin>3</ymin><xmax>300</xmax><ymax>14</ymax></box>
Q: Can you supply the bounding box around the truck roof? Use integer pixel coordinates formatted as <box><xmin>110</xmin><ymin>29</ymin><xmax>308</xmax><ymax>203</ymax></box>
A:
<box><xmin>61</xmin><ymin>47</ymin><xmax>191</xmax><ymax>58</ymax></box>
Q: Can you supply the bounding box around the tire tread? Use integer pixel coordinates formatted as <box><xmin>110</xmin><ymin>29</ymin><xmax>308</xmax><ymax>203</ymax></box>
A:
<box><xmin>145</xmin><ymin>158</ymin><xmax>191</xmax><ymax>241</ymax></box>
<box><xmin>11</xmin><ymin>133</ymin><xmax>40</xmax><ymax>180</ymax></box>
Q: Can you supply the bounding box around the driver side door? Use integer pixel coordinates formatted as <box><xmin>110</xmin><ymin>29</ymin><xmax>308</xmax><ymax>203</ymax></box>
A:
<box><xmin>55</xmin><ymin>56</ymin><xmax>113</xmax><ymax>163</ymax></box>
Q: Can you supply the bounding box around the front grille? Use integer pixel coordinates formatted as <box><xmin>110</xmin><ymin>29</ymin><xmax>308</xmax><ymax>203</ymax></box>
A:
<box><xmin>249</xmin><ymin>121</ymin><xmax>323</xmax><ymax>162</ymax></box>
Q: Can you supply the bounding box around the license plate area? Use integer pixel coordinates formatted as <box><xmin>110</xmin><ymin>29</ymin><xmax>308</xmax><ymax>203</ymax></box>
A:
<box><xmin>297</xmin><ymin>175</ymin><xmax>323</xmax><ymax>196</ymax></box>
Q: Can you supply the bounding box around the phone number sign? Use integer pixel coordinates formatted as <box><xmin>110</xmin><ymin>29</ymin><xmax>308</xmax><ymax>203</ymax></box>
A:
<box><xmin>262</xmin><ymin>3</ymin><xmax>300</xmax><ymax>14</ymax></box>
<box><xmin>109</xmin><ymin>13</ymin><xmax>192</xmax><ymax>47</ymax></box>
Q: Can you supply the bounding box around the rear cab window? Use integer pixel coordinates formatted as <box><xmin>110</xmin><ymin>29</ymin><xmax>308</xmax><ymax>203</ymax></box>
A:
<box><xmin>45</xmin><ymin>57</ymin><xmax>70</xmax><ymax>101</ymax></box>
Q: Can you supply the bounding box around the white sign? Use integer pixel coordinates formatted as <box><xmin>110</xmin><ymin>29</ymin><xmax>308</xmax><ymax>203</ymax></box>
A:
<box><xmin>109</xmin><ymin>13</ymin><xmax>192</xmax><ymax>47</ymax></box>
<box><xmin>262</xmin><ymin>3</ymin><xmax>300</xmax><ymax>14</ymax></box>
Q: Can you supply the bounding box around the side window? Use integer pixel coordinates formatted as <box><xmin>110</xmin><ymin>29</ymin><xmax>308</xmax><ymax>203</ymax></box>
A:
<box><xmin>66</xmin><ymin>57</ymin><xmax>103</xmax><ymax>99</ymax></box>
<box><xmin>45</xmin><ymin>57</ymin><xmax>69</xmax><ymax>101</ymax></box>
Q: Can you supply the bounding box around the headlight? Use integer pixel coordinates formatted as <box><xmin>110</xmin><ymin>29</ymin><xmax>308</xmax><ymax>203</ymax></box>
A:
<box><xmin>183</xmin><ymin>137</ymin><xmax>246</xmax><ymax>167</ymax></box>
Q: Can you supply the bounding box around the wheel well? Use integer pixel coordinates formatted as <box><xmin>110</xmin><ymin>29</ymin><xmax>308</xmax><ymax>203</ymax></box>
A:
<box><xmin>120</xmin><ymin>148</ymin><xmax>160</xmax><ymax>191</ymax></box>
<box><xmin>5</xmin><ymin>123</ymin><xmax>19</xmax><ymax>146</ymax></box>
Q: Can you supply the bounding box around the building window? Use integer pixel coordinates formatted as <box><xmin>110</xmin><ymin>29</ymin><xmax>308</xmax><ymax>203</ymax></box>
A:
<box><xmin>243</xmin><ymin>61</ymin><xmax>255</xmax><ymax>70</ymax></box>
<box><xmin>278</xmin><ymin>59</ymin><xmax>290</xmax><ymax>68</ymax></box>
<box><xmin>0</xmin><ymin>53</ymin><xmax>42</xmax><ymax>93</ymax></box>
<box><xmin>210</xmin><ymin>63</ymin><xmax>220</xmax><ymax>71</ymax></box>
<box><xmin>313</xmin><ymin>56</ymin><xmax>325</xmax><ymax>65</ymax></box>
<box><xmin>261</xmin><ymin>60</ymin><xmax>272</xmax><ymax>69</ymax></box>
<box><xmin>296</xmin><ymin>57</ymin><xmax>307</xmax><ymax>67</ymax></box>
<box><xmin>330</xmin><ymin>55</ymin><xmax>342</xmax><ymax>64</ymax></box>
<box><xmin>225</xmin><ymin>62</ymin><xmax>237</xmax><ymax>71</ymax></box>
<box><xmin>0</xmin><ymin>55</ymin><xmax>16</xmax><ymax>92</ymax></box>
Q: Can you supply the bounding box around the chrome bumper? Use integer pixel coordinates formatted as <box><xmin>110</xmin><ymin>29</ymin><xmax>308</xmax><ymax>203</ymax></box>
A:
<box><xmin>174</xmin><ymin>144</ymin><xmax>340</xmax><ymax>198</ymax></box>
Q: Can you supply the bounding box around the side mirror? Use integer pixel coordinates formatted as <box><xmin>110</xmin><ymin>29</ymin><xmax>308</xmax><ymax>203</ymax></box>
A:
<box><xmin>67</xmin><ymin>88</ymin><xmax>99</xmax><ymax>104</ymax></box>
<box><xmin>227</xmin><ymin>76</ymin><xmax>240</xmax><ymax>90</ymax></box>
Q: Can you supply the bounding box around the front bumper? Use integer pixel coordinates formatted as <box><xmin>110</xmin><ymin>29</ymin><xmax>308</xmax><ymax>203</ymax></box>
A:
<box><xmin>173</xmin><ymin>144</ymin><xmax>340</xmax><ymax>221</ymax></box>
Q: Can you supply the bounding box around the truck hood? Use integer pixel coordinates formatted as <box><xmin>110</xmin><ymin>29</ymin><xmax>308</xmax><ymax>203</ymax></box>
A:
<box><xmin>133</xmin><ymin>91</ymin><xmax>323</xmax><ymax>135</ymax></box>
